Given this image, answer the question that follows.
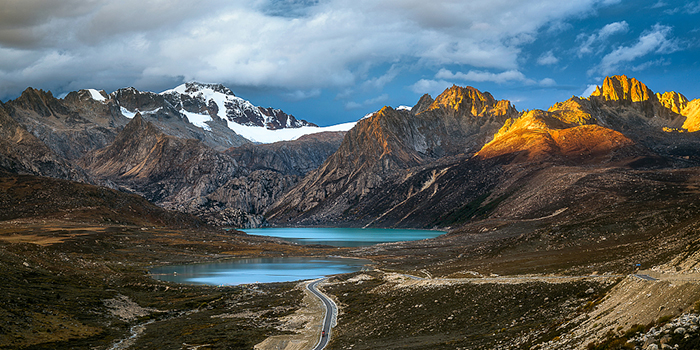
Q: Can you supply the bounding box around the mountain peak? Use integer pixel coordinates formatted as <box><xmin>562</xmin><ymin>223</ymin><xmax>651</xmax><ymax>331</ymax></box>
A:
<box><xmin>590</xmin><ymin>75</ymin><xmax>652</xmax><ymax>103</ymax></box>
<box><xmin>166</xmin><ymin>82</ymin><xmax>236</xmax><ymax>97</ymax></box>
<box><xmin>428</xmin><ymin>85</ymin><xmax>515</xmax><ymax>117</ymax></box>
<box><xmin>656</xmin><ymin>91</ymin><xmax>689</xmax><ymax>115</ymax></box>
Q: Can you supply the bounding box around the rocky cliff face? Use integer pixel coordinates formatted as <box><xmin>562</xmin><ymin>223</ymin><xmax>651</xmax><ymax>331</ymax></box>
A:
<box><xmin>266</xmin><ymin>85</ymin><xmax>519</xmax><ymax>226</ymax></box>
<box><xmin>79</xmin><ymin>114</ymin><xmax>244</xmax><ymax>209</ymax></box>
<box><xmin>477</xmin><ymin>109</ymin><xmax>637</xmax><ymax>163</ymax></box>
<box><xmin>226</xmin><ymin>131</ymin><xmax>346</xmax><ymax>176</ymax></box>
<box><xmin>76</xmin><ymin>115</ymin><xmax>345</xmax><ymax>227</ymax></box>
<box><xmin>4</xmin><ymin>88</ymin><xmax>125</xmax><ymax>161</ymax></box>
<box><xmin>0</xmin><ymin>105</ymin><xmax>88</xmax><ymax>182</ymax></box>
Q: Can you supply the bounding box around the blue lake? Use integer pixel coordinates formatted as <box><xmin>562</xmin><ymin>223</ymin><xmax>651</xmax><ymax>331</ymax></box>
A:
<box><xmin>243</xmin><ymin>227</ymin><xmax>444</xmax><ymax>247</ymax></box>
<box><xmin>150</xmin><ymin>257</ymin><xmax>371</xmax><ymax>285</ymax></box>
<box><xmin>150</xmin><ymin>228</ymin><xmax>444</xmax><ymax>285</ymax></box>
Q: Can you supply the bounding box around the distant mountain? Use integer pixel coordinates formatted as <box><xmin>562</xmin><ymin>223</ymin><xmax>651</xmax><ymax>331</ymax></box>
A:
<box><xmin>0</xmin><ymin>82</ymin><xmax>352</xmax><ymax>227</ymax></box>
<box><xmin>77</xmin><ymin>114</ymin><xmax>346</xmax><ymax>227</ymax></box>
<box><xmin>0</xmin><ymin>103</ymin><xmax>88</xmax><ymax>182</ymax></box>
<box><xmin>267</xmin><ymin>75</ymin><xmax>700</xmax><ymax>228</ymax></box>
<box><xmin>157</xmin><ymin>82</ymin><xmax>354</xmax><ymax>143</ymax></box>
<box><xmin>266</xmin><ymin>85</ymin><xmax>519</xmax><ymax>226</ymax></box>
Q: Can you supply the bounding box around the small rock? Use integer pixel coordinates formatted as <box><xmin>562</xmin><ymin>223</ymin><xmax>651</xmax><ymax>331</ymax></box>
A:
<box><xmin>586</xmin><ymin>288</ymin><xmax>595</xmax><ymax>294</ymax></box>
<box><xmin>674</xmin><ymin>327</ymin><xmax>686</xmax><ymax>335</ymax></box>
<box><xmin>645</xmin><ymin>344</ymin><xmax>659</xmax><ymax>350</ymax></box>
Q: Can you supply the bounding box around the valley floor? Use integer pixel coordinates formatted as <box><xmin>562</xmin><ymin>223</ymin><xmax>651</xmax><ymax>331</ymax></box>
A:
<box><xmin>3</xmin><ymin>216</ymin><xmax>700</xmax><ymax>350</ymax></box>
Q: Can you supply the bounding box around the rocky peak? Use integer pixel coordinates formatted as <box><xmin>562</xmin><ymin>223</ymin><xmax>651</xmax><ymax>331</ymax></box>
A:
<box><xmin>656</xmin><ymin>91</ymin><xmax>689</xmax><ymax>115</ymax></box>
<box><xmin>590</xmin><ymin>75</ymin><xmax>653</xmax><ymax>103</ymax></box>
<box><xmin>478</xmin><ymin>108</ymin><xmax>635</xmax><ymax>163</ymax></box>
<box><xmin>412</xmin><ymin>94</ymin><xmax>435</xmax><ymax>115</ymax></box>
<box><xmin>548</xmin><ymin>96</ymin><xmax>597</xmax><ymax>126</ymax></box>
<box><xmin>181</xmin><ymin>82</ymin><xmax>235</xmax><ymax>96</ymax></box>
<box><xmin>682</xmin><ymin>99</ymin><xmax>700</xmax><ymax>132</ymax></box>
<box><xmin>10</xmin><ymin>87</ymin><xmax>72</xmax><ymax>118</ymax></box>
<box><xmin>428</xmin><ymin>85</ymin><xmax>515</xmax><ymax>117</ymax></box>
<box><xmin>112</xmin><ymin>87</ymin><xmax>170</xmax><ymax>113</ymax></box>
<box><xmin>64</xmin><ymin>89</ymin><xmax>107</xmax><ymax>104</ymax></box>
<box><xmin>257</xmin><ymin>107</ymin><xmax>317</xmax><ymax>129</ymax></box>
<box><xmin>78</xmin><ymin>113</ymin><xmax>163</xmax><ymax>178</ymax></box>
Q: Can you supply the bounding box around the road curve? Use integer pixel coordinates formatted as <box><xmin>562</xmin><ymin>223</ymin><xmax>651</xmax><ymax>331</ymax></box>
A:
<box><xmin>307</xmin><ymin>278</ymin><xmax>336</xmax><ymax>350</ymax></box>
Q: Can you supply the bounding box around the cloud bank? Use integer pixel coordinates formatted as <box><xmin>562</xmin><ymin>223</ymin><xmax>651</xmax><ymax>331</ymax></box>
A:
<box><xmin>0</xmin><ymin>0</ymin><xmax>621</xmax><ymax>100</ymax></box>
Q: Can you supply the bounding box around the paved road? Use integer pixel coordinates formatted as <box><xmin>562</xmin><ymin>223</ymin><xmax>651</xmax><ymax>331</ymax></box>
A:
<box><xmin>633</xmin><ymin>274</ymin><xmax>658</xmax><ymax>281</ymax></box>
<box><xmin>307</xmin><ymin>278</ymin><xmax>336</xmax><ymax>350</ymax></box>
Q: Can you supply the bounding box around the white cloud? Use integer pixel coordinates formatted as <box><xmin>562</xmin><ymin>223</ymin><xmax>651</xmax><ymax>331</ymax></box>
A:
<box><xmin>537</xmin><ymin>51</ymin><xmax>559</xmax><ymax>65</ymax></box>
<box><xmin>631</xmin><ymin>58</ymin><xmax>669</xmax><ymax>72</ymax></box>
<box><xmin>436</xmin><ymin>68</ymin><xmax>531</xmax><ymax>84</ymax></box>
<box><xmin>651</xmin><ymin>1</ymin><xmax>667</xmax><ymax>9</ymax></box>
<box><xmin>409</xmin><ymin>79</ymin><xmax>453</xmax><ymax>96</ymax></box>
<box><xmin>539</xmin><ymin>78</ymin><xmax>557</xmax><ymax>87</ymax></box>
<box><xmin>578</xmin><ymin>21</ymin><xmax>629</xmax><ymax>56</ymax></box>
<box><xmin>345</xmin><ymin>94</ymin><xmax>389</xmax><ymax>110</ymax></box>
<box><xmin>0</xmin><ymin>0</ymin><xmax>622</xmax><ymax>100</ymax></box>
<box><xmin>592</xmin><ymin>24</ymin><xmax>678</xmax><ymax>75</ymax></box>
<box><xmin>685</xmin><ymin>2</ymin><xmax>700</xmax><ymax>14</ymax></box>
<box><xmin>283</xmin><ymin>89</ymin><xmax>321</xmax><ymax>101</ymax></box>
<box><xmin>581</xmin><ymin>84</ymin><xmax>598</xmax><ymax>97</ymax></box>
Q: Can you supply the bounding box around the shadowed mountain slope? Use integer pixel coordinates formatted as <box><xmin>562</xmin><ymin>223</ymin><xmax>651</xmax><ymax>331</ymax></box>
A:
<box><xmin>0</xmin><ymin>105</ymin><xmax>88</xmax><ymax>182</ymax></box>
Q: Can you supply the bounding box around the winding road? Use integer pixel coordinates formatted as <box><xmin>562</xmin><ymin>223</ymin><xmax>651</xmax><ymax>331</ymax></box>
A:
<box><xmin>307</xmin><ymin>278</ymin><xmax>337</xmax><ymax>350</ymax></box>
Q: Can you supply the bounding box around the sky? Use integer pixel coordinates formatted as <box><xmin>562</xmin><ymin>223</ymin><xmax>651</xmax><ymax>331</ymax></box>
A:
<box><xmin>0</xmin><ymin>0</ymin><xmax>698</xmax><ymax>126</ymax></box>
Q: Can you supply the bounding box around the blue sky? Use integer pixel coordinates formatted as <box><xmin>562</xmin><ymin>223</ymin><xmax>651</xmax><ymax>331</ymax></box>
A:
<box><xmin>0</xmin><ymin>0</ymin><xmax>698</xmax><ymax>126</ymax></box>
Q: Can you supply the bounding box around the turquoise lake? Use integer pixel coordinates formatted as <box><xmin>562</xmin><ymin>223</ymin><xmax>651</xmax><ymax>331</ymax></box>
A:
<box><xmin>150</xmin><ymin>257</ymin><xmax>371</xmax><ymax>285</ymax></box>
<box><xmin>242</xmin><ymin>227</ymin><xmax>444</xmax><ymax>247</ymax></box>
<box><xmin>150</xmin><ymin>228</ymin><xmax>444</xmax><ymax>285</ymax></box>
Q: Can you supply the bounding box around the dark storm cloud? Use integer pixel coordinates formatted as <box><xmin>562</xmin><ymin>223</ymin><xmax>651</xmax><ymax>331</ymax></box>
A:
<box><xmin>0</xmin><ymin>0</ymin><xmax>99</xmax><ymax>48</ymax></box>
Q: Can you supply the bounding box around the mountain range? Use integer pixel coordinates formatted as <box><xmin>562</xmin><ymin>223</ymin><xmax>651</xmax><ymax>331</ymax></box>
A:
<box><xmin>0</xmin><ymin>82</ymin><xmax>351</xmax><ymax>227</ymax></box>
<box><xmin>2</xmin><ymin>75</ymin><xmax>700</xmax><ymax>231</ymax></box>
<box><xmin>267</xmin><ymin>75</ymin><xmax>700</xmax><ymax>228</ymax></box>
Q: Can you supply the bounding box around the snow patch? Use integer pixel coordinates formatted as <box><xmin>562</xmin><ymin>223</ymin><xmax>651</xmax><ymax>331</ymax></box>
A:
<box><xmin>120</xmin><ymin>106</ymin><xmax>137</xmax><ymax>119</ymax></box>
<box><xmin>228</xmin><ymin>122</ymin><xmax>356</xmax><ymax>143</ymax></box>
<box><xmin>181</xmin><ymin>110</ymin><xmax>212</xmax><ymax>131</ymax></box>
<box><xmin>88</xmin><ymin>89</ymin><xmax>107</xmax><ymax>102</ymax></box>
<box><xmin>119</xmin><ymin>106</ymin><xmax>163</xmax><ymax>120</ymax></box>
<box><xmin>397</xmin><ymin>105</ymin><xmax>412</xmax><ymax>111</ymax></box>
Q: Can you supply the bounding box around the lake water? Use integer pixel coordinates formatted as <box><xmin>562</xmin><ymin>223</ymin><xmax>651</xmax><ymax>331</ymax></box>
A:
<box><xmin>243</xmin><ymin>227</ymin><xmax>444</xmax><ymax>247</ymax></box>
<box><xmin>150</xmin><ymin>257</ymin><xmax>371</xmax><ymax>285</ymax></box>
<box><xmin>150</xmin><ymin>228</ymin><xmax>444</xmax><ymax>285</ymax></box>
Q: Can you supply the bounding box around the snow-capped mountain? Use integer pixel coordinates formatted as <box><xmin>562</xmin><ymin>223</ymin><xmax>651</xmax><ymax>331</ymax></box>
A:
<box><xmin>105</xmin><ymin>82</ymin><xmax>355</xmax><ymax>144</ymax></box>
